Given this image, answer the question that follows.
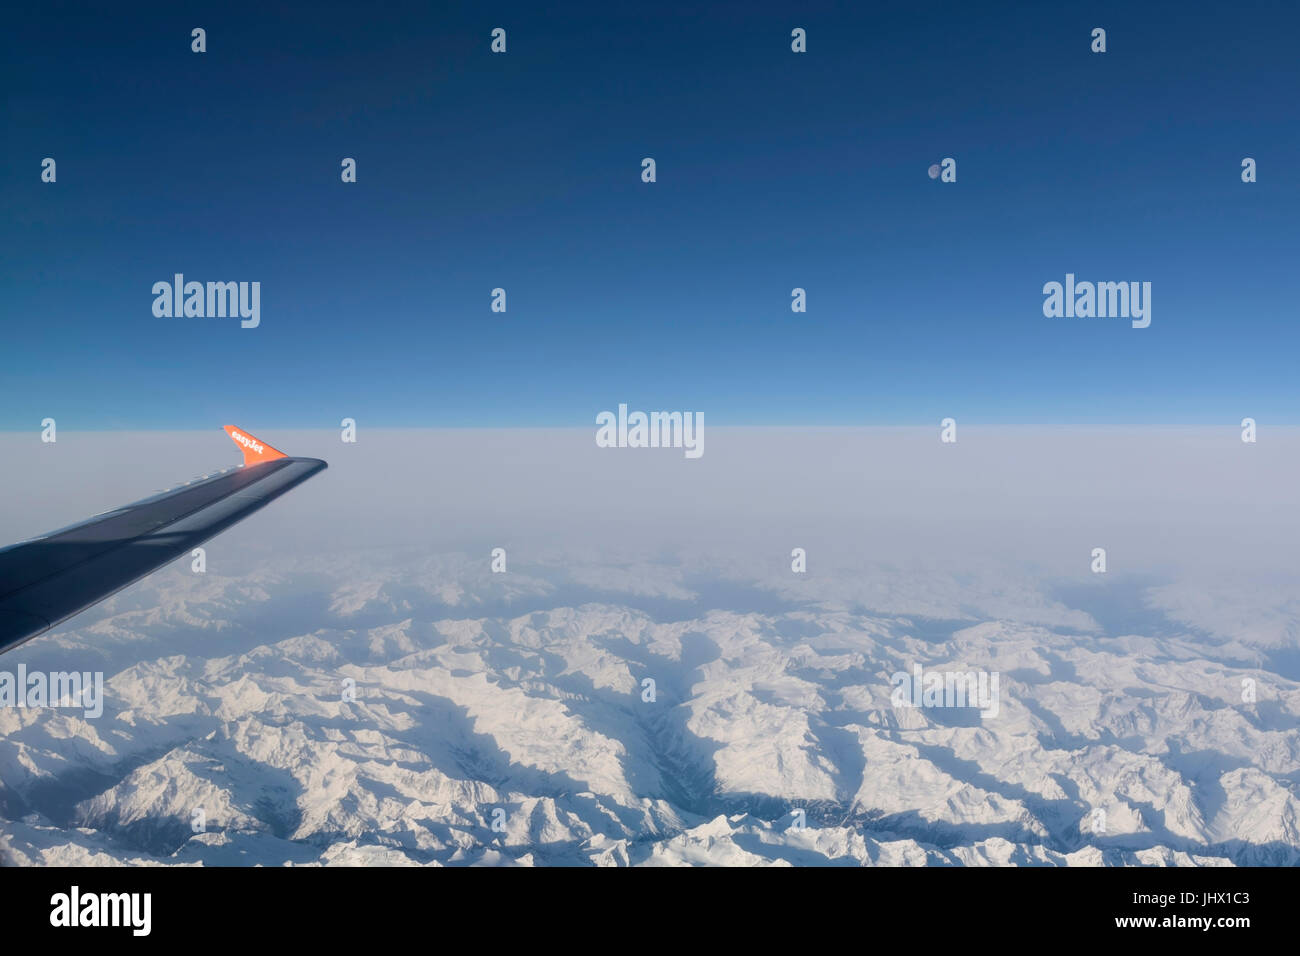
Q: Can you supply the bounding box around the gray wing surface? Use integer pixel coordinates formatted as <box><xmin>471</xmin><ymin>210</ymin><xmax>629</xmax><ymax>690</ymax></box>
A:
<box><xmin>0</xmin><ymin>455</ymin><xmax>326</xmax><ymax>654</ymax></box>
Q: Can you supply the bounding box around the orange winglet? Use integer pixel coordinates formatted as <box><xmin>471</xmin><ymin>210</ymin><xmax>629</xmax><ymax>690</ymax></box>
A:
<box><xmin>223</xmin><ymin>425</ymin><xmax>289</xmax><ymax>465</ymax></box>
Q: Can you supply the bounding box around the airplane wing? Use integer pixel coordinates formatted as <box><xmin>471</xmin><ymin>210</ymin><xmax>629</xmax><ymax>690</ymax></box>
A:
<box><xmin>0</xmin><ymin>426</ymin><xmax>326</xmax><ymax>655</ymax></box>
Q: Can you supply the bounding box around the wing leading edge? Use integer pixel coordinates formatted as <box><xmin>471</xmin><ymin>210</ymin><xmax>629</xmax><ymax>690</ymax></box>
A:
<box><xmin>0</xmin><ymin>427</ymin><xmax>326</xmax><ymax>655</ymax></box>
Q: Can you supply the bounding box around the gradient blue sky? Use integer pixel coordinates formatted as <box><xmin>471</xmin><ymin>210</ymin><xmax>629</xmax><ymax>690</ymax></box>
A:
<box><xmin>3</xmin><ymin>0</ymin><xmax>1297</xmax><ymax>428</ymax></box>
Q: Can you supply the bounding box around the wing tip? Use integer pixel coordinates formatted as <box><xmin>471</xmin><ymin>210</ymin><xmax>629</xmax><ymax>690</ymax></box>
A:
<box><xmin>223</xmin><ymin>425</ymin><xmax>289</xmax><ymax>466</ymax></box>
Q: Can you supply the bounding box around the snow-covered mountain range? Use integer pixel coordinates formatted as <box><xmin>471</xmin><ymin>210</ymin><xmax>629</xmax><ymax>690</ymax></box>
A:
<box><xmin>2</xmin><ymin>429</ymin><xmax>1297</xmax><ymax>865</ymax></box>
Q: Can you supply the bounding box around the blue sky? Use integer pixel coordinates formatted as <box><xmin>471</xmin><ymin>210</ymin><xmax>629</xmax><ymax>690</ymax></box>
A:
<box><xmin>2</xmin><ymin>0</ymin><xmax>1297</xmax><ymax>428</ymax></box>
